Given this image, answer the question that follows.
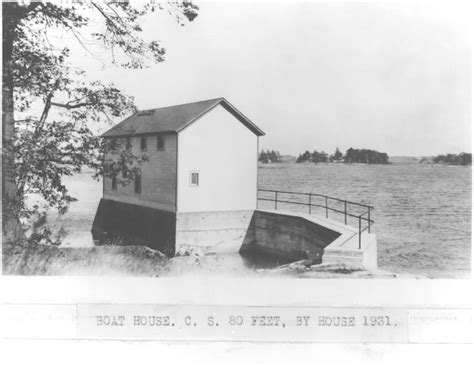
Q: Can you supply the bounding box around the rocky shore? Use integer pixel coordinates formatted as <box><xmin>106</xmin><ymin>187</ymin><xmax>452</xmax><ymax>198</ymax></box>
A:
<box><xmin>258</xmin><ymin>259</ymin><xmax>426</xmax><ymax>278</ymax></box>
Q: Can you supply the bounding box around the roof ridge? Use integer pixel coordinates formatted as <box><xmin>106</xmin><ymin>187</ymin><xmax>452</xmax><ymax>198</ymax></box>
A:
<box><xmin>137</xmin><ymin>97</ymin><xmax>224</xmax><ymax>113</ymax></box>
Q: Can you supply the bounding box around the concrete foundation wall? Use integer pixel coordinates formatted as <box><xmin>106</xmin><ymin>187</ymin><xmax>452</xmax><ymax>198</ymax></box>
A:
<box><xmin>92</xmin><ymin>202</ymin><xmax>377</xmax><ymax>269</ymax></box>
<box><xmin>362</xmin><ymin>233</ymin><xmax>377</xmax><ymax>269</ymax></box>
<box><xmin>240</xmin><ymin>210</ymin><xmax>342</xmax><ymax>262</ymax></box>
<box><xmin>92</xmin><ymin>199</ymin><xmax>176</xmax><ymax>256</ymax></box>
<box><xmin>175</xmin><ymin>210</ymin><xmax>254</xmax><ymax>254</ymax></box>
<box><xmin>174</xmin><ymin>210</ymin><xmax>354</xmax><ymax>265</ymax></box>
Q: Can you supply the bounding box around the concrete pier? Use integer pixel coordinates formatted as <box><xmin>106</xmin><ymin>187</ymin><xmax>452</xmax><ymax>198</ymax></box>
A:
<box><xmin>92</xmin><ymin>200</ymin><xmax>377</xmax><ymax>269</ymax></box>
<box><xmin>255</xmin><ymin>209</ymin><xmax>377</xmax><ymax>269</ymax></box>
<box><xmin>176</xmin><ymin>209</ymin><xmax>377</xmax><ymax>269</ymax></box>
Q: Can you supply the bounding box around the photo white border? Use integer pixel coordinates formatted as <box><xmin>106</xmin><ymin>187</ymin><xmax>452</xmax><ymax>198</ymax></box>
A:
<box><xmin>1</xmin><ymin>0</ymin><xmax>473</xmax><ymax>363</ymax></box>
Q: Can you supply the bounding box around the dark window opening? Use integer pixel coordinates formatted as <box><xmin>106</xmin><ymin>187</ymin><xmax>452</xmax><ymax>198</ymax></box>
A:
<box><xmin>157</xmin><ymin>134</ymin><xmax>165</xmax><ymax>151</ymax></box>
<box><xmin>191</xmin><ymin>172</ymin><xmax>199</xmax><ymax>187</ymax></box>
<box><xmin>134</xmin><ymin>172</ymin><xmax>141</xmax><ymax>194</ymax></box>
<box><xmin>140</xmin><ymin>136</ymin><xmax>147</xmax><ymax>151</ymax></box>
<box><xmin>110</xmin><ymin>138</ymin><xmax>119</xmax><ymax>150</ymax></box>
<box><xmin>111</xmin><ymin>175</ymin><xmax>117</xmax><ymax>191</ymax></box>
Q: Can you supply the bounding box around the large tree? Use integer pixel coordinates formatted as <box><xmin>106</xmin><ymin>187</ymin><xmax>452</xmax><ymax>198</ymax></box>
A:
<box><xmin>2</xmin><ymin>1</ymin><xmax>199</xmax><ymax>243</ymax></box>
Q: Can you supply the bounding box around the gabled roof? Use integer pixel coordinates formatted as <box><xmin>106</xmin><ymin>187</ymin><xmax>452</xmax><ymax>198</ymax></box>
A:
<box><xmin>101</xmin><ymin>97</ymin><xmax>265</xmax><ymax>138</ymax></box>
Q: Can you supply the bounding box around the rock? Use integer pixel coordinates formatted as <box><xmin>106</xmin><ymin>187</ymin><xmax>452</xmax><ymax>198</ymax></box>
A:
<box><xmin>301</xmin><ymin>258</ymin><xmax>322</xmax><ymax>267</ymax></box>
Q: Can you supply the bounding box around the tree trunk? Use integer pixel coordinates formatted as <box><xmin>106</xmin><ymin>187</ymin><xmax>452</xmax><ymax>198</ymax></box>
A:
<box><xmin>2</xmin><ymin>2</ymin><xmax>23</xmax><ymax>243</ymax></box>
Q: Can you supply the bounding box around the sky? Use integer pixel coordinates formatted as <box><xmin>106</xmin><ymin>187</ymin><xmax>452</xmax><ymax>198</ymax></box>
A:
<box><xmin>71</xmin><ymin>1</ymin><xmax>471</xmax><ymax>157</ymax></box>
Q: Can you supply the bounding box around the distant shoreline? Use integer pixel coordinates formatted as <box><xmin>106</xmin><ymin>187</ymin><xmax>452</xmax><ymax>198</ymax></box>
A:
<box><xmin>258</xmin><ymin>161</ymin><xmax>472</xmax><ymax>167</ymax></box>
<box><xmin>260</xmin><ymin>152</ymin><xmax>472</xmax><ymax>166</ymax></box>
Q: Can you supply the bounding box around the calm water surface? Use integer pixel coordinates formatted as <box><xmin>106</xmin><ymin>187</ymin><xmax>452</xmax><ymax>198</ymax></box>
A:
<box><xmin>59</xmin><ymin>163</ymin><xmax>471</xmax><ymax>278</ymax></box>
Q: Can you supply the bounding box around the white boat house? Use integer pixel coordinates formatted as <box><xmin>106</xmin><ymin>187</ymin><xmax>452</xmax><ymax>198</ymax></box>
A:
<box><xmin>93</xmin><ymin>98</ymin><xmax>265</xmax><ymax>256</ymax></box>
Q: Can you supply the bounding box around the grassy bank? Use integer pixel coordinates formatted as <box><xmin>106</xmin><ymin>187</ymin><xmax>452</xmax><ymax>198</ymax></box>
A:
<box><xmin>2</xmin><ymin>241</ymin><xmax>167</xmax><ymax>276</ymax></box>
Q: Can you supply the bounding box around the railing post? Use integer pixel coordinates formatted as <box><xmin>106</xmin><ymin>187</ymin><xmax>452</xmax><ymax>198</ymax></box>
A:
<box><xmin>344</xmin><ymin>201</ymin><xmax>347</xmax><ymax>225</ymax></box>
<box><xmin>368</xmin><ymin>208</ymin><xmax>371</xmax><ymax>233</ymax></box>
<box><xmin>358</xmin><ymin>215</ymin><xmax>362</xmax><ymax>249</ymax></box>
<box><xmin>325</xmin><ymin>196</ymin><xmax>328</xmax><ymax>218</ymax></box>
<box><xmin>309</xmin><ymin>194</ymin><xmax>312</xmax><ymax>215</ymax></box>
<box><xmin>274</xmin><ymin>191</ymin><xmax>278</xmax><ymax>210</ymax></box>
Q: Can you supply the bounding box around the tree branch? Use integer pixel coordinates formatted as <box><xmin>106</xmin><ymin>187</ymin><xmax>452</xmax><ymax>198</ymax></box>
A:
<box><xmin>38</xmin><ymin>80</ymin><xmax>60</xmax><ymax>127</ymax></box>
<box><xmin>50</xmin><ymin>101</ymin><xmax>91</xmax><ymax>110</ymax></box>
<box><xmin>50</xmin><ymin>88</ymin><xmax>102</xmax><ymax>110</ymax></box>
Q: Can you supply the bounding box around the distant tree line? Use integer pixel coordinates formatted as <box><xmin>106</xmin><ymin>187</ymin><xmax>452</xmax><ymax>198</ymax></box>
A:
<box><xmin>259</xmin><ymin>150</ymin><xmax>282</xmax><ymax>163</ymax></box>
<box><xmin>296</xmin><ymin>147</ymin><xmax>389</xmax><ymax>164</ymax></box>
<box><xmin>420</xmin><ymin>153</ymin><xmax>472</xmax><ymax>166</ymax></box>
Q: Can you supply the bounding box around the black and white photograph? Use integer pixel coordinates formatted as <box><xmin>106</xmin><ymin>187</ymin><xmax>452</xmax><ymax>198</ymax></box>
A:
<box><xmin>0</xmin><ymin>0</ymin><xmax>472</xmax><ymax>361</ymax></box>
<box><xmin>1</xmin><ymin>0</ymin><xmax>471</xmax><ymax>279</ymax></box>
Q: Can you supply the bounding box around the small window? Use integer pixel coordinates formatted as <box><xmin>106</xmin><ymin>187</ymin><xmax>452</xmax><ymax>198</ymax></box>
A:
<box><xmin>134</xmin><ymin>172</ymin><xmax>141</xmax><ymax>194</ymax></box>
<box><xmin>140</xmin><ymin>136</ymin><xmax>147</xmax><ymax>151</ymax></box>
<box><xmin>110</xmin><ymin>138</ymin><xmax>119</xmax><ymax>150</ymax></box>
<box><xmin>190</xmin><ymin>172</ymin><xmax>199</xmax><ymax>187</ymax></box>
<box><xmin>111</xmin><ymin>175</ymin><xmax>117</xmax><ymax>191</ymax></box>
<box><xmin>157</xmin><ymin>134</ymin><xmax>165</xmax><ymax>151</ymax></box>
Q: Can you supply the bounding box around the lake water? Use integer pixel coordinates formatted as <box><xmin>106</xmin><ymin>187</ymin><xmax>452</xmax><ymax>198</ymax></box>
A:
<box><xmin>57</xmin><ymin>163</ymin><xmax>471</xmax><ymax>278</ymax></box>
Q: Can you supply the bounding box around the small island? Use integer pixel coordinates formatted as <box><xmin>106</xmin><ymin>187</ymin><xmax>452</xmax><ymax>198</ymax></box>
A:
<box><xmin>420</xmin><ymin>153</ymin><xmax>472</xmax><ymax>166</ymax></box>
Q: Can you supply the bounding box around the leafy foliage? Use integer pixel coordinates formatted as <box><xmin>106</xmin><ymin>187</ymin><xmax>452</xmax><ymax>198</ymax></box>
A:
<box><xmin>311</xmin><ymin>150</ymin><xmax>328</xmax><ymax>163</ymax></box>
<box><xmin>296</xmin><ymin>150</ymin><xmax>328</xmax><ymax>164</ymax></box>
<box><xmin>344</xmin><ymin>148</ymin><xmax>389</xmax><ymax>164</ymax></box>
<box><xmin>420</xmin><ymin>153</ymin><xmax>472</xmax><ymax>166</ymax></box>
<box><xmin>330</xmin><ymin>147</ymin><xmax>343</xmax><ymax>162</ymax></box>
<box><xmin>296</xmin><ymin>150</ymin><xmax>312</xmax><ymax>163</ymax></box>
<box><xmin>259</xmin><ymin>149</ymin><xmax>282</xmax><ymax>163</ymax></box>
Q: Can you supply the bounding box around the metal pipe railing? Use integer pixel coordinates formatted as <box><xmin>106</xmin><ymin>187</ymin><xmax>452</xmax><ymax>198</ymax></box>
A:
<box><xmin>257</xmin><ymin>188</ymin><xmax>375</xmax><ymax>250</ymax></box>
<box><xmin>258</xmin><ymin>188</ymin><xmax>374</xmax><ymax>210</ymax></box>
